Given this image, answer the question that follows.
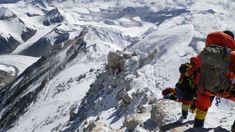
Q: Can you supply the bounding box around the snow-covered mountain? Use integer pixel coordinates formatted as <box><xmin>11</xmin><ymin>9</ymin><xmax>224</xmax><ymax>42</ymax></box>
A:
<box><xmin>0</xmin><ymin>6</ymin><xmax>37</xmax><ymax>54</ymax></box>
<box><xmin>0</xmin><ymin>0</ymin><xmax>235</xmax><ymax>132</ymax></box>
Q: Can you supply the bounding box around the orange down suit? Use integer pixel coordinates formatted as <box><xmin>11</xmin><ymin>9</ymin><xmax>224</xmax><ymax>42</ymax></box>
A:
<box><xmin>195</xmin><ymin>32</ymin><xmax>235</xmax><ymax>118</ymax></box>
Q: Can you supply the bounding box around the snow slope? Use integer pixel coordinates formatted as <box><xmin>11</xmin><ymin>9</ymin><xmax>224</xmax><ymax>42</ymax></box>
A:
<box><xmin>131</xmin><ymin>24</ymin><xmax>194</xmax><ymax>94</ymax></box>
<box><xmin>0</xmin><ymin>55</ymin><xmax>39</xmax><ymax>75</ymax></box>
<box><xmin>0</xmin><ymin>0</ymin><xmax>235</xmax><ymax>132</ymax></box>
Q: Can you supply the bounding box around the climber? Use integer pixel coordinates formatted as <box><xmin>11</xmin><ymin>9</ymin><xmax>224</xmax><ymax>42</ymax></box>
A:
<box><xmin>162</xmin><ymin>56</ymin><xmax>200</xmax><ymax>118</ymax></box>
<box><xmin>175</xmin><ymin>56</ymin><xmax>201</xmax><ymax>120</ymax></box>
<box><xmin>194</xmin><ymin>30</ymin><xmax>235</xmax><ymax>131</ymax></box>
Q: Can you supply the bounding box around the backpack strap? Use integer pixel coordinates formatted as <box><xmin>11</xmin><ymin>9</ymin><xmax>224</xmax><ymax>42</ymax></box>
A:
<box><xmin>187</xmin><ymin>76</ymin><xmax>195</xmax><ymax>89</ymax></box>
<box><xmin>178</xmin><ymin>63</ymin><xmax>197</xmax><ymax>89</ymax></box>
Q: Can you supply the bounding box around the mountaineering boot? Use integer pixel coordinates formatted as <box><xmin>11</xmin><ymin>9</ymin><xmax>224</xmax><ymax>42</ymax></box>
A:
<box><xmin>232</xmin><ymin>120</ymin><xmax>235</xmax><ymax>132</ymax></box>
<box><xmin>193</xmin><ymin>118</ymin><xmax>204</xmax><ymax>128</ymax></box>
<box><xmin>178</xmin><ymin>110</ymin><xmax>188</xmax><ymax>122</ymax></box>
<box><xmin>181</xmin><ymin>104</ymin><xmax>190</xmax><ymax>119</ymax></box>
<box><xmin>194</xmin><ymin>108</ymin><xmax>207</xmax><ymax>127</ymax></box>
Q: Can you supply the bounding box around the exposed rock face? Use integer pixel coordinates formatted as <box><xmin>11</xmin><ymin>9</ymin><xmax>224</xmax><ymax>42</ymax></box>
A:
<box><xmin>54</xmin><ymin>29</ymin><xmax>69</xmax><ymax>45</ymax></box>
<box><xmin>20</xmin><ymin>37</ymin><xmax>52</xmax><ymax>57</ymax></box>
<box><xmin>107</xmin><ymin>51</ymin><xmax>125</xmax><ymax>74</ymax></box>
<box><xmin>122</xmin><ymin>92</ymin><xmax>132</xmax><ymax>104</ymax></box>
<box><xmin>43</xmin><ymin>8</ymin><xmax>64</xmax><ymax>26</ymax></box>
<box><xmin>107</xmin><ymin>51</ymin><xmax>139</xmax><ymax>74</ymax></box>
<box><xmin>83</xmin><ymin>121</ymin><xmax>117</xmax><ymax>132</ymax></box>
<box><xmin>21</xmin><ymin>27</ymin><xmax>37</xmax><ymax>42</ymax></box>
<box><xmin>0</xmin><ymin>64</ymin><xmax>17</xmax><ymax>89</ymax></box>
<box><xmin>0</xmin><ymin>70</ymin><xmax>15</xmax><ymax>89</ymax></box>
<box><xmin>20</xmin><ymin>28</ymin><xmax>69</xmax><ymax>57</ymax></box>
<box><xmin>123</xmin><ymin>114</ymin><xmax>144</xmax><ymax>131</ymax></box>
<box><xmin>150</xmin><ymin>99</ymin><xmax>181</xmax><ymax>127</ymax></box>
<box><xmin>0</xmin><ymin>35</ymin><xmax>20</xmax><ymax>54</ymax></box>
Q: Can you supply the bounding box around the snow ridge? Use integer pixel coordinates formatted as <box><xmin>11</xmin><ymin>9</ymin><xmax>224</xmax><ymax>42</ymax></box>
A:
<box><xmin>0</xmin><ymin>28</ymin><xmax>88</xmax><ymax>131</ymax></box>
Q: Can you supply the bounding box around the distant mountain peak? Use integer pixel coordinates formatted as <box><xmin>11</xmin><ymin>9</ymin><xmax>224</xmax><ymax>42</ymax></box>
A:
<box><xmin>0</xmin><ymin>7</ymin><xmax>16</xmax><ymax>20</ymax></box>
<box><xmin>43</xmin><ymin>8</ymin><xmax>64</xmax><ymax>26</ymax></box>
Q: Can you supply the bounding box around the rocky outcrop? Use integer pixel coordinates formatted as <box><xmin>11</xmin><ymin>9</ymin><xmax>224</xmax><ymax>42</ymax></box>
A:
<box><xmin>21</xmin><ymin>27</ymin><xmax>37</xmax><ymax>42</ymax></box>
<box><xmin>123</xmin><ymin>114</ymin><xmax>144</xmax><ymax>131</ymax></box>
<box><xmin>54</xmin><ymin>29</ymin><xmax>69</xmax><ymax>45</ymax></box>
<box><xmin>20</xmin><ymin>37</ymin><xmax>52</xmax><ymax>57</ymax></box>
<box><xmin>0</xmin><ymin>70</ymin><xmax>15</xmax><ymax>89</ymax></box>
<box><xmin>121</xmin><ymin>92</ymin><xmax>132</xmax><ymax>104</ymax></box>
<box><xmin>0</xmin><ymin>35</ymin><xmax>20</xmax><ymax>54</ymax></box>
<box><xmin>107</xmin><ymin>51</ymin><xmax>125</xmax><ymax>74</ymax></box>
<box><xmin>83</xmin><ymin>121</ymin><xmax>117</xmax><ymax>132</ymax></box>
<box><xmin>0</xmin><ymin>64</ymin><xmax>17</xmax><ymax>89</ymax></box>
<box><xmin>151</xmin><ymin>99</ymin><xmax>181</xmax><ymax>127</ymax></box>
<box><xmin>107</xmin><ymin>51</ymin><xmax>140</xmax><ymax>74</ymax></box>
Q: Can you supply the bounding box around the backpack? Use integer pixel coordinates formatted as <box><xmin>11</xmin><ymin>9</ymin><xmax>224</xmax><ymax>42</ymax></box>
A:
<box><xmin>199</xmin><ymin>44</ymin><xmax>232</xmax><ymax>93</ymax></box>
